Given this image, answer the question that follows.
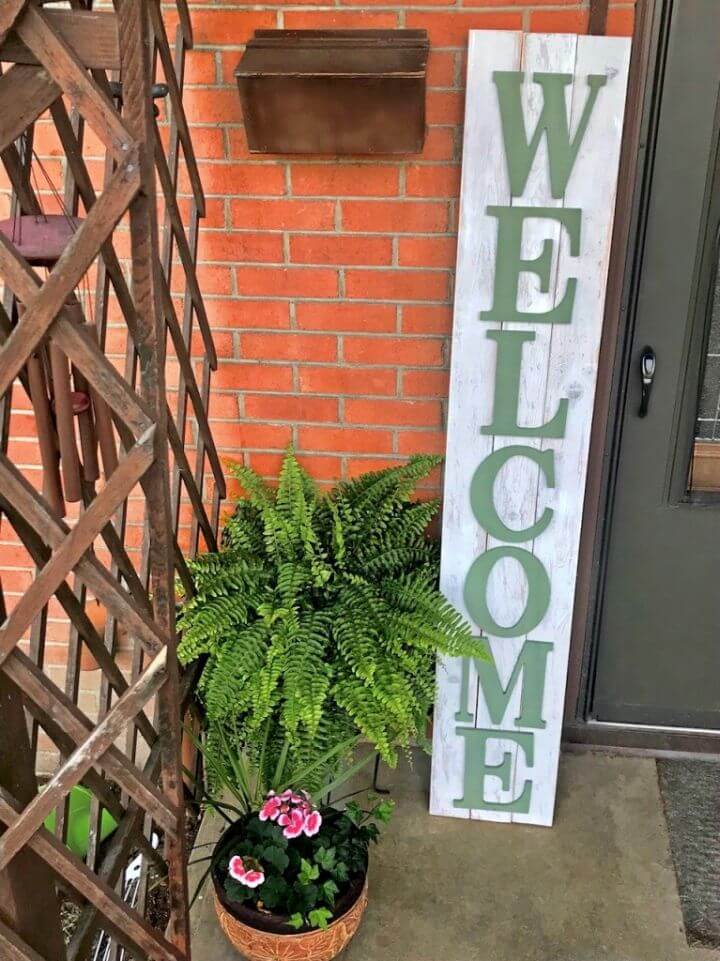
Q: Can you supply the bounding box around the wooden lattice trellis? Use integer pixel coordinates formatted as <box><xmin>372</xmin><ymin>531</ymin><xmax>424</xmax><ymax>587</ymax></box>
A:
<box><xmin>0</xmin><ymin>2</ymin><xmax>224</xmax><ymax>960</ymax></box>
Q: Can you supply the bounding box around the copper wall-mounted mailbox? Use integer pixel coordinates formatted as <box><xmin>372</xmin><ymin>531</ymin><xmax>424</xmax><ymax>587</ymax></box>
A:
<box><xmin>235</xmin><ymin>30</ymin><xmax>429</xmax><ymax>155</ymax></box>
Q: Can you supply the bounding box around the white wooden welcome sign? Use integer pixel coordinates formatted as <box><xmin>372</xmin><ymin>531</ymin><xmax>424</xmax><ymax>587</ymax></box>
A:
<box><xmin>430</xmin><ymin>31</ymin><xmax>630</xmax><ymax>826</ymax></box>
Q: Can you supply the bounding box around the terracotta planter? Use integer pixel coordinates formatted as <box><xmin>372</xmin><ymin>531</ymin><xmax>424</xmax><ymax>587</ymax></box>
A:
<box><xmin>211</xmin><ymin>817</ymin><xmax>369</xmax><ymax>961</ymax></box>
<box><xmin>214</xmin><ymin>878</ymin><xmax>368</xmax><ymax>961</ymax></box>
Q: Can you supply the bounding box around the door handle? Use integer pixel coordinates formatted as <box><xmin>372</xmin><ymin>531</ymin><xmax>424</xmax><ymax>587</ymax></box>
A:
<box><xmin>638</xmin><ymin>346</ymin><xmax>656</xmax><ymax>418</ymax></box>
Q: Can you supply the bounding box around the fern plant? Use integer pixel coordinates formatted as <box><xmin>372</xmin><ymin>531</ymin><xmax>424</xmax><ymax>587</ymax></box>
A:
<box><xmin>179</xmin><ymin>450</ymin><xmax>487</xmax><ymax>796</ymax></box>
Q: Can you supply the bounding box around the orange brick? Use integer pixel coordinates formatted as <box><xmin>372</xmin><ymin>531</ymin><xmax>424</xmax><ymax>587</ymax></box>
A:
<box><xmin>231</xmin><ymin>199</ymin><xmax>335</xmax><ymax>231</ymax></box>
<box><xmin>249</xmin><ymin>453</ymin><xmax>342</xmax><ymax>480</ymax></box>
<box><xmin>342</xmin><ymin>200</ymin><xmax>448</xmax><ymax>233</ymax></box>
<box><xmin>236</xmin><ymin>267</ymin><xmax>338</xmax><ymax>298</ymax></box>
<box><xmin>299</xmin><ymin>366</ymin><xmax>397</xmax><ymax>396</ymax></box>
<box><xmin>422</xmin><ymin>127</ymin><xmax>457</xmax><ymax>162</ymax></box>
<box><xmin>398</xmin><ymin>237</ymin><xmax>457</xmax><ymax>269</ymax></box>
<box><xmin>186</xmin><ymin>126</ymin><xmax>225</xmax><ymax>160</ymax></box>
<box><xmin>194</xmin><ymin>162</ymin><xmax>286</xmax><ymax>197</ymax></box>
<box><xmin>290</xmin><ymin>234</ymin><xmax>393</xmax><ymax>266</ymax></box>
<box><xmin>171</xmin><ymin>264</ymin><xmax>231</xmax><ymax>295</ymax></box>
<box><xmin>426</xmin><ymin>51</ymin><xmax>459</xmax><ymax>86</ymax></box>
<box><xmin>344</xmin><ymin>336</ymin><xmax>444</xmax><ymax>366</ymax></box>
<box><xmin>426</xmin><ymin>91</ymin><xmax>464</xmax><ymax>126</ymax></box>
<box><xmin>186</xmin><ymin>10</ymin><xmax>276</xmax><ymax>45</ymax></box>
<box><xmin>345</xmin><ymin>457</ymin><xmax>404</xmax><ymax>477</ymax></box>
<box><xmin>297</xmin><ymin>426</ymin><xmax>393</xmax><ymax>454</ymax></box>
<box><xmin>407</xmin><ymin>11</ymin><xmax>523</xmax><ymax>47</ymax></box>
<box><xmin>198</xmin><ymin>231</ymin><xmax>283</xmax><ymax>264</ymax></box>
<box><xmin>397</xmin><ymin>429</ymin><xmax>446</xmax><ymax>455</ymax></box>
<box><xmin>246</xmin><ymin>395</ymin><xmax>339</xmax><ymax>423</ymax></box>
<box><xmin>607</xmin><ymin>5</ymin><xmax>635</xmax><ymax>35</ymax></box>
<box><xmin>284</xmin><ymin>10</ymin><xmax>399</xmax><ymax>29</ymax></box>
<box><xmin>212</xmin><ymin>362</ymin><xmax>294</xmax><ymax>392</ymax></box>
<box><xmin>183</xmin><ymin>88</ymin><xmax>243</xmax><ymax>125</ymax></box>
<box><xmin>402</xmin><ymin>369</ymin><xmax>450</xmax><ymax>398</ymax></box>
<box><xmin>213</xmin><ymin>421</ymin><xmax>292</xmax><ymax>450</ymax></box>
<box><xmin>291</xmin><ymin>165</ymin><xmax>399</xmax><ymax>197</ymax></box>
<box><xmin>242</xmin><ymin>332</ymin><xmax>338</xmax><ymax>362</ymax></box>
<box><xmin>530</xmin><ymin>8</ymin><xmax>589</xmax><ymax>32</ymax></box>
<box><xmin>345</xmin><ymin>269</ymin><xmax>449</xmax><ymax>303</ymax></box>
<box><xmin>407</xmin><ymin>164</ymin><xmax>461</xmax><ymax>198</ymax></box>
<box><xmin>227</xmin><ymin>126</ymin><xmax>251</xmax><ymax>161</ymax></box>
<box><xmin>296</xmin><ymin>302</ymin><xmax>396</xmax><ymax>333</ymax></box>
<box><xmin>209</xmin><ymin>393</ymin><xmax>241</xmax><ymax>419</ymax></box>
<box><xmin>402</xmin><ymin>304</ymin><xmax>454</xmax><ymax>334</ymax></box>
<box><xmin>208</xmin><ymin>299</ymin><xmax>291</xmax><ymax>329</ymax></box>
<box><xmin>184</xmin><ymin>50</ymin><xmax>217</xmax><ymax>85</ymax></box>
<box><xmin>346</xmin><ymin>398</ymin><xmax>441</xmax><ymax>427</ymax></box>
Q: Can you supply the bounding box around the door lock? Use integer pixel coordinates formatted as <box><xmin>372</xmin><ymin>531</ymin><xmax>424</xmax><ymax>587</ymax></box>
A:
<box><xmin>639</xmin><ymin>346</ymin><xmax>656</xmax><ymax>418</ymax></box>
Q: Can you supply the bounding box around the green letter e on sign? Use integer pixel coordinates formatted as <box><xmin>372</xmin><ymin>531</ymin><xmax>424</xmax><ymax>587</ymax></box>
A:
<box><xmin>429</xmin><ymin>31</ymin><xmax>630</xmax><ymax>827</ymax></box>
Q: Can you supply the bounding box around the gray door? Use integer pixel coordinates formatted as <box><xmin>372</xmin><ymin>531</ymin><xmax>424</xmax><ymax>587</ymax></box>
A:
<box><xmin>590</xmin><ymin>0</ymin><xmax>720</xmax><ymax>729</ymax></box>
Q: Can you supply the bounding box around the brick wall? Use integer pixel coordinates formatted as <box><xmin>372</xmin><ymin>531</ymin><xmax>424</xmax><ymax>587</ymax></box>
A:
<box><xmin>0</xmin><ymin>1</ymin><xmax>636</xmax><ymax>764</ymax></box>
<box><xmin>171</xmin><ymin>0</ymin><xmax>636</xmax><ymax>501</ymax></box>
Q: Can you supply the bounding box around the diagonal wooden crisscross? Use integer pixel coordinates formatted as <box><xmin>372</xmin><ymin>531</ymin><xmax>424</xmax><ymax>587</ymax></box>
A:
<box><xmin>0</xmin><ymin>1</ymin><xmax>224</xmax><ymax>959</ymax></box>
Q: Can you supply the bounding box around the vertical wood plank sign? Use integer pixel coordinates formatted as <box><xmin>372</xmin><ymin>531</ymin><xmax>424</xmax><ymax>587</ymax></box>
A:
<box><xmin>430</xmin><ymin>31</ymin><xmax>630</xmax><ymax>826</ymax></box>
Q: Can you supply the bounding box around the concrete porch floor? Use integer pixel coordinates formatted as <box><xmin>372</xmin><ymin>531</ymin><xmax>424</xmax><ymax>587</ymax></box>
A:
<box><xmin>189</xmin><ymin>751</ymin><xmax>717</xmax><ymax>961</ymax></box>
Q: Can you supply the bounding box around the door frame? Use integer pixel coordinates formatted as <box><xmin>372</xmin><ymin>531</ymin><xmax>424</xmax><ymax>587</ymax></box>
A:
<box><xmin>563</xmin><ymin>0</ymin><xmax>720</xmax><ymax>757</ymax></box>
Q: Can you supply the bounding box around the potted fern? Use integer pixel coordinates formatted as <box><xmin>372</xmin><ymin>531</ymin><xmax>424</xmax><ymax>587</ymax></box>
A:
<box><xmin>179</xmin><ymin>451</ymin><xmax>486</xmax><ymax>960</ymax></box>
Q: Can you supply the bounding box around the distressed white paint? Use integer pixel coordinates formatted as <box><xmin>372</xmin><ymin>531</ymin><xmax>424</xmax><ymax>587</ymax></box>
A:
<box><xmin>430</xmin><ymin>31</ymin><xmax>631</xmax><ymax>826</ymax></box>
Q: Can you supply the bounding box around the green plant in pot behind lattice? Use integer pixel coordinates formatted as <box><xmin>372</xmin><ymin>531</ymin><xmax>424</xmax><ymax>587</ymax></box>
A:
<box><xmin>178</xmin><ymin>450</ymin><xmax>487</xmax><ymax>796</ymax></box>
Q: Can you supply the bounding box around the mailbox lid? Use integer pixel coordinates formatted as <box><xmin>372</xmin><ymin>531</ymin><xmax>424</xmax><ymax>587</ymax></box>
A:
<box><xmin>235</xmin><ymin>29</ymin><xmax>429</xmax><ymax>79</ymax></box>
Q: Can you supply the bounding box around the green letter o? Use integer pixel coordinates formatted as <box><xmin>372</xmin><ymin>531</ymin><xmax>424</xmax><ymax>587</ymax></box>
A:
<box><xmin>464</xmin><ymin>546</ymin><xmax>550</xmax><ymax>638</ymax></box>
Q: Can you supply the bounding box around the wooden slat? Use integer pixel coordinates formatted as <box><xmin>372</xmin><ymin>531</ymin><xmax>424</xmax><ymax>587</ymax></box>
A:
<box><xmin>0</xmin><ymin>793</ymin><xmax>184</xmax><ymax>961</ymax></box>
<box><xmin>589</xmin><ymin>0</ymin><xmax>610</xmax><ymax>35</ymax></box>
<box><xmin>0</xmin><ymin>919</ymin><xmax>45</xmax><ymax>961</ymax></box>
<box><xmin>155</xmin><ymin>128</ymin><xmax>216</xmax><ymax>368</ymax></box>
<box><xmin>3</xmin><ymin>10</ymin><xmax>120</xmax><ymax>71</ymax></box>
<box><xmin>2</xmin><ymin>648</ymin><xmax>176</xmax><ymax>832</ymax></box>
<box><xmin>118</xmin><ymin>0</ymin><xmax>192</xmax><ymax>951</ymax></box>
<box><xmin>149</xmin><ymin>0</ymin><xmax>205</xmax><ymax>216</ymax></box>
<box><xmin>0</xmin><ymin>649</ymin><xmax>167</xmax><ymax>871</ymax></box>
<box><xmin>160</xmin><ymin>273</ymin><xmax>224</xmax><ymax>493</ymax></box>
<box><xmin>0</xmin><ymin>427</ymin><xmax>155</xmax><ymax>661</ymax></box>
<box><xmin>16</xmin><ymin>4</ymin><xmax>132</xmax><ymax>160</ymax></box>
<box><xmin>0</xmin><ymin>456</ymin><xmax>168</xmax><ymax>658</ymax></box>
<box><xmin>0</xmin><ymin>64</ymin><xmax>58</xmax><ymax>153</ymax></box>
<box><xmin>4</xmin><ymin>502</ymin><xmax>157</xmax><ymax>747</ymax></box>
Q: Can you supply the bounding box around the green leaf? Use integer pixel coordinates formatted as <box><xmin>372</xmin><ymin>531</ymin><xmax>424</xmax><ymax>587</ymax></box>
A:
<box><xmin>321</xmin><ymin>879</ymin><xmax>339</xmax><ymax>905</ymax></box>
<box><xmin>314</xmin><ymin>846</ymin><xmax>336</xmax><ymax>871</ymax></box>
<box><xmin>287</xmin><ymin>913</ymin><xmax>304</xmax><ymax>930</ymax></box>
<box><xmin>298</xmin><ymin>858</ymin><xmax>320</xmax><ymax>885</ymax></box>
<box><xmin>259</xmin><ymin>875</ymin><xmax>288</xmax><ymax>910</ymax></box>
<box><xmin>261</xmin><ymin>844</ymin><xmax>289</xmax><ymax>873</ymax></box>
<box><xmin>308</xmin><ymin>907</ymin><xmax>333</xmax><ymax>930</ymax></box>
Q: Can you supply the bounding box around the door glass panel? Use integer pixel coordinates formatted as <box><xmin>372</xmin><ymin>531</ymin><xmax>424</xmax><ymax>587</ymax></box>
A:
<box><xmin>689</xmin><ymin>248</ymin><xmax>720</xmax><ymax>495</ymax></box>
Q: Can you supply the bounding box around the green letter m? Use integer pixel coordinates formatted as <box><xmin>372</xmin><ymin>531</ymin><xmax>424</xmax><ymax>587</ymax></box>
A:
<box><xmin>494</xmin><ymin>71</ymin><xmax>608</xmax><ymax>199</ymax></box>
<box><xmin>456</xmin><ymin>640</ymin><xmax>553</xmax><ymax>730</ymax></box>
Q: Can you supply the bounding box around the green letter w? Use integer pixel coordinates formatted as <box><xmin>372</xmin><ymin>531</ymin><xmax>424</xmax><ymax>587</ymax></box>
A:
<box><xmin>494</xmin><ymin>71</ymin><xmax>608</xmax><ymax>199</ymax></box>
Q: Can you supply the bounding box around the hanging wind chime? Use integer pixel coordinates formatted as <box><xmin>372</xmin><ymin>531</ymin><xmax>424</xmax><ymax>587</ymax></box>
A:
<box><xmin>0</xmin><ymin>154</ymin><xmax>118</xmax><ymax>518</ymax></box>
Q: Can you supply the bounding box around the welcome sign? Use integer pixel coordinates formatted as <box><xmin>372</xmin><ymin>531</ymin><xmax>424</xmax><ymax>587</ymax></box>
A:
<box><xmin>430</xmin><ymin>31</ymin><xmax>630</xmax><ymax>826</ymax></box>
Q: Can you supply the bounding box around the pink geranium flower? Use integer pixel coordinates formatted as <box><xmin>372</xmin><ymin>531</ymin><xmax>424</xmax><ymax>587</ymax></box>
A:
<box><xmin>281</xmin><ymin>807</ymin><xmax>306</xmax><ymax>839</ymax></box>
<box><xmin>303</xmin><ymin>809</ymin><xmax>322</xmax><ymax>837</ymax></box>
<box><xmin>229</xmin><ymin>856</ymin><xmax>265</xmax><ymax>889</ymax></box>
<box><xmin>259</xmin><ymin>794</ymin><xmax>282</xmax><ymax>822</ymax></box>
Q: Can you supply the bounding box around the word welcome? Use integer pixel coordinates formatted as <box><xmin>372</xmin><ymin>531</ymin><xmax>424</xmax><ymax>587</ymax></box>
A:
<box><xmin>430</xmin><ymin>32</ymin><xmax>630</xmax><ymax>826</ymax></box>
